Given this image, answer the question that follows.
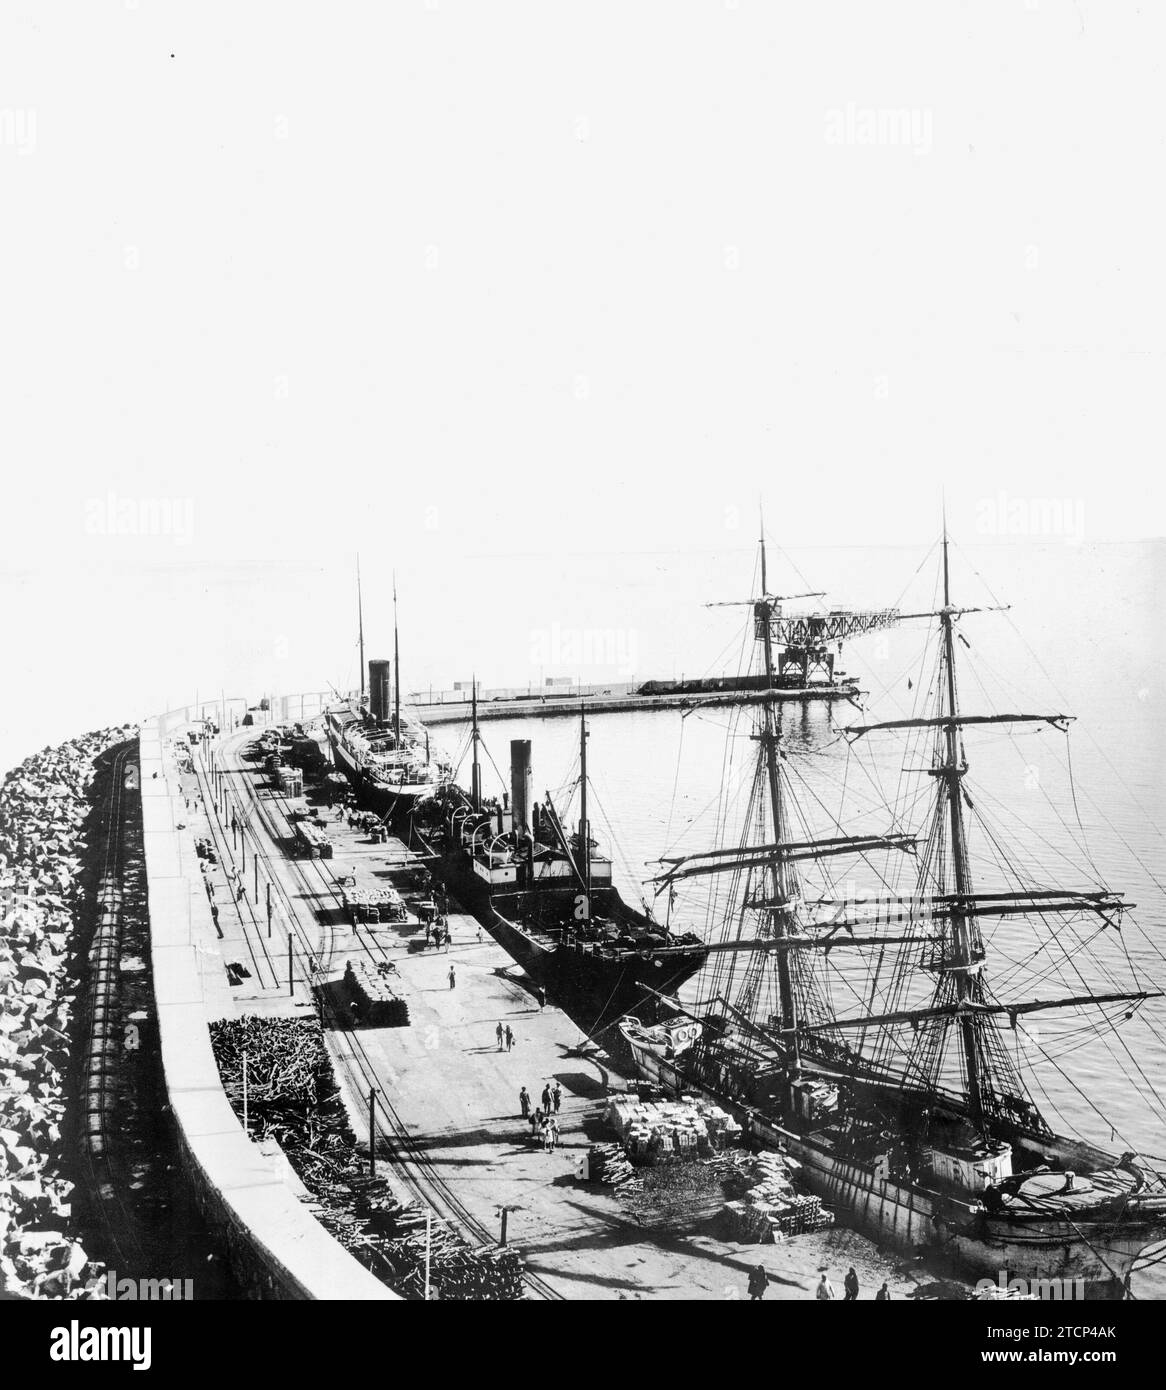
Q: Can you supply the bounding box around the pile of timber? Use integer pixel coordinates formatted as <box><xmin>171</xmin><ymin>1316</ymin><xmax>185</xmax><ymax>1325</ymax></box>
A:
<box><xmin>344</xmin><ymin>1194</ymin><xmax>525</xmax><ymax>1301</ymax></box>
<box><xmin>586</xmin><ymin>1143</ymin><xmax>639</xmax><ymax>1188</ymax></box>
<box><xmin>209</xmin><ymin>1014</ymin><xmax>523</xmax><ymax>1299</ymax></box>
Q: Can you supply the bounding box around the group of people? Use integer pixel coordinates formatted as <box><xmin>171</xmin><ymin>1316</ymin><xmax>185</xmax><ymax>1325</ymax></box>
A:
<box><xmin>519</xmin><ymin>1081</ymin><xmax>563</xmax><ymax>1150</ymax></box>
<box><xmin>814</xmin><ymin>1268</ymin><xmax>889</xmax><ymax>1301</ymax></box>
<box><xmin>495</xmin><ymin>1020</ymin><xmax>515</xmax><ymax>1051</ymax></box>
<box><xmin>747</xmin><ymin>1265</ymin><xmax>891</xmax><ymax>1301</ymax></box>
<box><xmin>425</xmin><ymin>918</ymin><xmax>450</xmax><ymax>950</ymax></box>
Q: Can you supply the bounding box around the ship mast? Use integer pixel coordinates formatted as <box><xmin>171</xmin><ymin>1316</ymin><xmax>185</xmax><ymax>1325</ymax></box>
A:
<box><xmin>674</xmin><ymin>526</ymin><xmax>1157</xmax><ymax>1124</ymax></box>
<box><xmin>470</xmin><ymin>676</ymin><xmax>482</xmax><ymax>812</ymax></box>
<box><xmin>579</xmin><ymin>705</ymin><xmax>592</xmax><ymax>912</ymax></box>
<box><xmin>938</xmin><ymin>526</ymin><xmax>987</xmax><ymax>1131</ymax></box>
<box><xmin>392</xmin><ymin>571</ymin><xmax>401</xmax><ymax>749</ymax></box>
<box><xmin>357</xmin><ymin>556</ymin><xmax>366</xmax><ymax>706</ymax></box>
<box><xmin>755</xmin><ymin>518</ymin><xmax>800</xmax><ymax>1068</ymax></box>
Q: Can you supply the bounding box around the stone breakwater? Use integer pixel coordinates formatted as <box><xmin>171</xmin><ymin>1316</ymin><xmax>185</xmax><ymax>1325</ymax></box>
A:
<box><xmin>0</xmin><ymin>726</ymin><xmax>136</xmax><ymax>1299</ymax></box>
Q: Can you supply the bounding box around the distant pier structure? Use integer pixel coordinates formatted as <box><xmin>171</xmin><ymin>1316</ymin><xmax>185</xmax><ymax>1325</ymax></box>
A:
<box><xmin>409</xmin><ymin>605</ymin><xmax>904</xmax><ymax>725</ymax></box>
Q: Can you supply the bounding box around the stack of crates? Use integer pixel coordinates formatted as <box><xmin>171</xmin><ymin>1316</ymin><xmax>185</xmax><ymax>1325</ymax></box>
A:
<box><xmin>275</xmin><ymin>766</ymin><xmax>303</xmax><ymax>797</ymax></box>
<box><xmin>773</xmin><ymin>1194</ymin><xmax>834</xmax><ymax>1237</ymax></box>
<box><xmin>345</xmin><ymin>959</ymin><xmax>409</xmax><ymax>1027</ymax></box>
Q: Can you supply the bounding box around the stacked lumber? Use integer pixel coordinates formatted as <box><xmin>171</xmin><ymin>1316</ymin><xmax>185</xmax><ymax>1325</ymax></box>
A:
<box><xmin>210</xmin><ymin>1015</ymin><xmax>522</xmax><ymax>1298</ymax></box>
<box><xmin>586</xmin><ymin>1142</ymin><xmax>639</xmax><ymax>1188</ymax></box>
<box><xmin>617</xmin><ymin>1156</ymin><xmax>730</xmax><ymax>1229</ymax></box>
<box><xmin>210</xmin><ymin>1016</ymin><xmax>326</xmax><ymax>1116</ymax></box>
<box><xmin>772</xmin><ymin>1194</ymin><xmax>834</xmax><ymax>1237</ymax></box>
<box><xmin>343</xmin><ymin>1198</ymin><xmax>525</xmax><ymax>1300</ymax></box>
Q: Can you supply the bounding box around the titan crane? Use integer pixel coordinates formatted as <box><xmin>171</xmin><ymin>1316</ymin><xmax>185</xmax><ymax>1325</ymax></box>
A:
<box><xmin>710</xmin><ymin>523</ymin><xmax>903</xmax><ymax>688</ymax></box>
<box><xmin>767</xmin><ymin>605</ymin><xmax>903</xmax><ymax>685</ymax></box>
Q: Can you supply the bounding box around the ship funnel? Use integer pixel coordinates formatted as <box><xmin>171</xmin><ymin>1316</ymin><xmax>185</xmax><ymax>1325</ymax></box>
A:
<box><xmin>369</xmin><ymin>659</ymin><xmax>392</xmax><ymax>724</ymax></box>
<box><xmin>510</xmin><ymin>740</ymin><xmax>532</xmax><ymax>836</ymax></box>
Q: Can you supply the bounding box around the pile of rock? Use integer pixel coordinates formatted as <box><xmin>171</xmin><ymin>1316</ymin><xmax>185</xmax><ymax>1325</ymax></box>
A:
<box><xmin>0</xmin><ymin>726</ymin><xmax>135</xmax><ymax>1299</ymax></box>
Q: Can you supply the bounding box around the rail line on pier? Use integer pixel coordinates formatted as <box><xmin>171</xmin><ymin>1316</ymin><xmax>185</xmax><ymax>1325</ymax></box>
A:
<box><xmin>209</xmin><ymin>731</ymin><xmax>564</xmax><ymax>1301</ymax></box>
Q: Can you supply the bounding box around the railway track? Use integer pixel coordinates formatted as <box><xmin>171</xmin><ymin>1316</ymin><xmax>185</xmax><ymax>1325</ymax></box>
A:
<box><xmin>77</xmin><ymin>742</ymin><xmax>237</xmax><ymax>1295</ymax></box>
<box><xmin>211</xmin><ymin>730</ymin><xmax>564</xmax><ymax>1301</ymax></box>
<box><xmin>188</xmin><ymin>756</ymin><xmax>281</xmax><ymax>990</ymax></box>
<box><xmin>78</xmin><ymin>742</ymin><xmax>146</xmax><ymax>1267</ymax></box>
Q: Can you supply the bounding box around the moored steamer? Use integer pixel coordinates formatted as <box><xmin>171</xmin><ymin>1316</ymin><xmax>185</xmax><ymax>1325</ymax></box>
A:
<box><xmin>325</xmin><ymin>563</ymin><xmax>448</xmax><ymax>819</ymax></box>
<box><xmin>412</xmin><ymin>690</ymin><xmax>707</xmax><ymax>1035</ymax></box>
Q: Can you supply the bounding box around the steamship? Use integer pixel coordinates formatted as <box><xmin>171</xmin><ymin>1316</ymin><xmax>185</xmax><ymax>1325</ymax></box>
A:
<box><xmin>325</xmin><ymin>695</ymin><xmax>446</xmax><ymax>818</ymax></box>
<box><xmin>410</xmin><ymin>693</ymin><xmax>708</xmax><ymax>1035</ymax></box>
<box><xmin>325</xmin><ymin>569</ymin><xmax>448</xmax><ymax>818</ymax></box>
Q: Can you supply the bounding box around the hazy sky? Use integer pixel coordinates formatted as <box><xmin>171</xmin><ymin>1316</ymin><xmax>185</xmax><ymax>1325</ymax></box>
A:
<box><xmin>2</xmin><ymin>3</ymin><xmax>1163</xmax><ymax>768</ymax></box>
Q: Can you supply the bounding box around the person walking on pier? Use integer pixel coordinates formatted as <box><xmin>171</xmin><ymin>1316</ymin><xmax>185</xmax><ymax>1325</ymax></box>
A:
<box><xmin>552</xmin><ymin>1082</ymin><xmax>561</xmax><ymax>1113</ymax></box>
<box><xmin>546</xmin><ymin>1117</ymin><xmax>560</xmax><ymax>1153</ymax></box>
<box><xmin>448</xmin><ymin>963</ymin><xmax>456</xmax><ymax>990</ymax></box>
<box><xmin>519</xmin><ymin>1086</ymin><xmax>531</xmax><ymax>1119</ymax></box>
<box><xmin>496</xmin><ymin>1021</ymin><xmax>505</xmax><ymax>1051</ymax></box>
<box><xmin>875</xmin><ymin>1282</ymin><xmax>890</xmax><ymax>1302</ymax></box>
<box><xmin>505</xmin><ymin>1025</ymin><xmax>515</xmax><ymax>1052</ymax></box>
<box><xmin>537</xmin><ymin>984</ymin><xmax>546</xmax><ymax>1011</ymax></box>
<box><xmin>747</xmin><ymin>1265</ymin><xmax>770</xmax><ymax>1301</ymax></box>
<box><xmin>541</xmin><ymin>1083</ymin><xmax>552</xmax><ymax>1116</ymax></box>
<box><xmin>816</xmin><ymin>1273</ymin><xmax>835</xmax><ymax>1301</ymax></box>
<box><xmin>529</xmin><ymin>1108</ymin><xmax>542</xmax><ymax>1142</ymax></box>
<box><xmin>349</xmin><ymin>1000</ymin><xmax>361</xmax><ymax>1029</ymax></box>
<box><xmin>843</xmin><ymin>1267</ymin><xmax>859</xmax><ymax>1301</ymax></box>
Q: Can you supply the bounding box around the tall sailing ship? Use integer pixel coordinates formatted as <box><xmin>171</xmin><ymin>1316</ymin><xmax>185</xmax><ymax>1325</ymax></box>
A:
<box><xmin>621</xmin><ymin>527</ymin><xmax>1166</xmax><ymax>1297</ymax></box>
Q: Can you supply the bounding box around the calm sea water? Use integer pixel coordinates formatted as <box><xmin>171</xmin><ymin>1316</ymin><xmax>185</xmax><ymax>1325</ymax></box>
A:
<box><xmin>432</xmin><ymin>541</ymin><xmax>1166</xmax><ymax>1179</ymax></box>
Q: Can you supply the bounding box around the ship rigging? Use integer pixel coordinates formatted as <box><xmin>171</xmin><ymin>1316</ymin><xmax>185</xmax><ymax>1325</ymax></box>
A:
<box><xmin>623</xmin><ymin>521</ymin><xmax>1166</xmax><ymax>1295</ymax></box>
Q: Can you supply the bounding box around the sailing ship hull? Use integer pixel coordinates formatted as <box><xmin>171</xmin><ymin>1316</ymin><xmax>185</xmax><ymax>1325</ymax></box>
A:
<box><xmin>415</xmin><ymin>828</ymin><xmax>707</xmax><ymax>1033</ymax></box>
<box><xmin>620</xmin><ymin>1029</ymin><xmax>1151</xmax><ymax>1297</ymax></box>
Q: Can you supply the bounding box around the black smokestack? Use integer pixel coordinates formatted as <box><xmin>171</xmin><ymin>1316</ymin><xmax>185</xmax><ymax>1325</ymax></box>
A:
<box><xmin>510</xmin><ymin>740</ymin><xmax>532</xmax><ymax>835</ymax></box>
<box><xmin>369</xmin><ymin>659</ymin><xmax>392</xmax><ymax>724</ymax></box>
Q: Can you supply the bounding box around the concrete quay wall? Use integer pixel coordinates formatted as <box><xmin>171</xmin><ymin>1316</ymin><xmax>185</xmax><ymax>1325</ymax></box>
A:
<box><xmin>139</xmin><ymin>715</ymin><xmax>395</xmax><ymax>1301</ymax></box>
